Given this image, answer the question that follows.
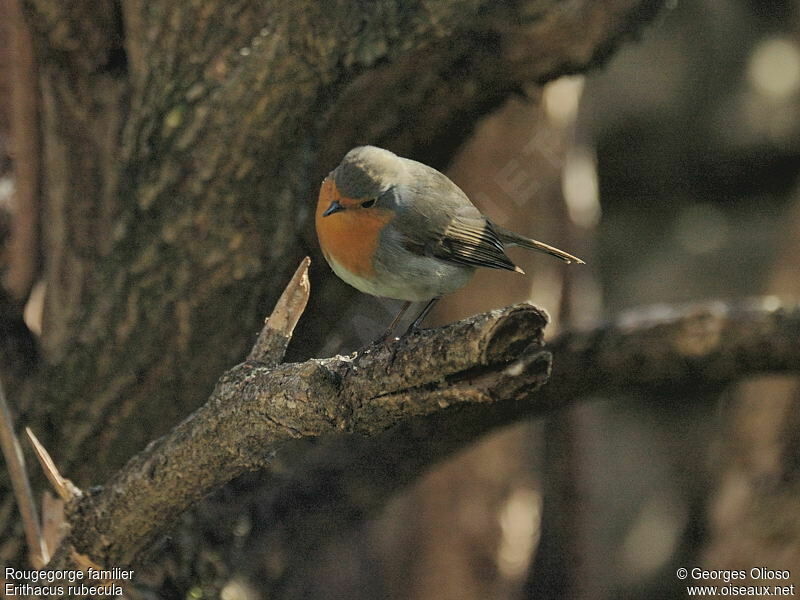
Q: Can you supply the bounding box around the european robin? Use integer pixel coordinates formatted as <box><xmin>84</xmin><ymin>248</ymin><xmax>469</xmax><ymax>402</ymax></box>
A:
<box><xmin>316</xmin><ymin>145</ymin><xmax>584</xmax><ymax>336</ymax></box>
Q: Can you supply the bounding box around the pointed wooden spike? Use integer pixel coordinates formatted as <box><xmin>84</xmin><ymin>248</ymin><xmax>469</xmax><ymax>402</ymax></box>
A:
<box><xmin>265</xmin><ymin>255</ymin><xmax>311</xmax><ymax>337</ymax></box>
<box><xmin>25</xmin><ymin>427</ymin><xmax>81</xmax><ymax>503</ymax></box>
<box><xmin>247</xmin><ymin>256</ymin><xmax>311</xmax><ymax>364</ymax></box>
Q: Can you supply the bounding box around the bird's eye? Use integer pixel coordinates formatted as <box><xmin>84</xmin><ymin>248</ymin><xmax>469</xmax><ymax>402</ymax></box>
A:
<box><xmin>361</xmin><ymin>199</ymin><xmax>376</xmax><ymax>208</ymax></box>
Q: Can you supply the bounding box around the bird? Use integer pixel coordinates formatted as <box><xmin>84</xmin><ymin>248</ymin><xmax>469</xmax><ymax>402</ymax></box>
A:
<box><xmin>316</xmin><ymin>145</ymin><xmax>584</xmax><ymax>338</ymax></box>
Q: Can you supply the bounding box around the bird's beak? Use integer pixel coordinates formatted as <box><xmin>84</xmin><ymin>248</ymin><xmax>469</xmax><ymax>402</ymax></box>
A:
<box><xmin>322</xmin><ymin>200</ymin><xmax>344</xmax><ymax>217</ymax></box>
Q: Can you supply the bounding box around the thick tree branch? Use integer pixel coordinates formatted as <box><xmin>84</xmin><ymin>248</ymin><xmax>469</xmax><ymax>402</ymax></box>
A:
<box><xmin>318</xmin><ymin>0</ymin><xmax>666</xmax><ymax>170</ymax></box>
<box><xmin>543</xmin><ymin>298</ymin><xmax>800</xmax><ymax>405</ymax></box>
<box><xmin>39</xmin><ymin>297</ymin><xmax>800</xmax><ymax>583</ymax></box>
<box><xmin>235</xmin><ymin>301</ymin><xmax>800</xmax><ymax>599</ymax></box>
<box><xmin>47</xmin><ymin>304</ymin><xmax>549</xmax><ymax>573</ymax></box>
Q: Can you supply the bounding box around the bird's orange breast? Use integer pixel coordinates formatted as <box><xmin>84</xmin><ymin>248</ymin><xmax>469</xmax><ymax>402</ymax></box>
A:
<box><xmin>315</xmin><ymin>177</ymin><xmax>394</xmax><ymax>278</ymax></box>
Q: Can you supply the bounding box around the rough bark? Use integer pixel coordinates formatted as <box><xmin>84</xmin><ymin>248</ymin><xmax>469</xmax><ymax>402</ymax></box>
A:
<box><xmin>49</xmin><ymin>303</ymin><xmax>550</xmax><ymax>577</ymax></box>
<box><xmin>545</xmin><ymin>299</ymin><xmax>800</xmax><ymax>400</ymax></box>
<box><xmin>28</xmin><ymin>296</ymin><xmax>800</xmax><ymax>600</ymax></box>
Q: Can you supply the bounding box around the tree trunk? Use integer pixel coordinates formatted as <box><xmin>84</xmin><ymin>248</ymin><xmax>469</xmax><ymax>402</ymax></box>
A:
<box><xmin>1</xmin><ymin>0</ymin><xmax>665</xmax><ymax>587</ymax></box>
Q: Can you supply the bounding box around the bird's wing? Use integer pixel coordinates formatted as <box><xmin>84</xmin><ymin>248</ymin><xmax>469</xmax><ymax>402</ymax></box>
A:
<box><xmin>402</xmin><ymin>216</ymin><xmax>520</xmax><ymax>272</ymax></box>
<box><xmin>389</xmin><ymin>169</ymin><xmax>520</xmax><ymax>272</ymax></box>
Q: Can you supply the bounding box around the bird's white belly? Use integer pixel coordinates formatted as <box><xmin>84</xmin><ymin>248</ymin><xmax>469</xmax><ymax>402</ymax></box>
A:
<box><xmin>326</xmin><ymin>253</ymin><xmax>473</xmax><ymax>302</ymax></box>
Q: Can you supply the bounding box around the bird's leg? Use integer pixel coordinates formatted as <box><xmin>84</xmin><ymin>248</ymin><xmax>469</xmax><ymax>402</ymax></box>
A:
<box><xmin>376</xmin><ymin>300</ymin><xmax>412</xmax><ymax>342</ymax></box>
<box><xmin>406</xmin><ymin>297</ymin><xmax>440</xmax><ymax>334</ymax></box>
<box><xmin>374</xmin><ymin>297</ymin><xmax>439</xmax><ymax>344</ymax></box>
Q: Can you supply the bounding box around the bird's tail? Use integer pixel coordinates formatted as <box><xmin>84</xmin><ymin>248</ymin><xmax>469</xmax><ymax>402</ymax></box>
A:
<box><xmin>494</xmin><ymin>225</ymin><xmax>585</xmax><ymax>265</ymax></box>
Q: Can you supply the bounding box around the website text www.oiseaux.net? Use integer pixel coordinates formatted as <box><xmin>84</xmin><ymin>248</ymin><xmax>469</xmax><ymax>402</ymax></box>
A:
<box><xmin>677</xmin><ymin>567</ymin><xmax>795</xmax><ymax>597</ymax></box>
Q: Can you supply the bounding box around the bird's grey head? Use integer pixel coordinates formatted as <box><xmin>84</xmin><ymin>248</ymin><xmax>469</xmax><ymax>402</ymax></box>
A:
<box><xmin>332</xmin><ymin>146</ymin><xmax>402</xmax><ymax>199</ymax></box>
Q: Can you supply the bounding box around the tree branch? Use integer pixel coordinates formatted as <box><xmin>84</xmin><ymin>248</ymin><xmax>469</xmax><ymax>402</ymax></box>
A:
<box><xmin>317</xmin><ymin>0</ymin><xmax>666</xmax><ymax>170</ymax></box>
<box><xmin>0</xmin><ymin>377</ymin><xmax>46</xmax><ymax>566</ymax></box>
<box><xmin>46</xmin><ymin>303</ymin><xmax>549</xmax><ymax>573</ymax></box>
<box><xmin>39</xmin><ymin>297</ymin><xmax>800</xmax><ymax>582</ymax></box>
<box><xmin>543</xmin><ymin>298</ymin><xmax>800</xmax><ymax>405</ymax></box>
<box><xmin>247</xmin><ymin>257</ymin><xmax>311</xmax><ymax>365</ymax></box>
<box><xmin>227</xmin><ymin>300</ymin><xmax>800</xmax><ymax>599</ymax></box>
